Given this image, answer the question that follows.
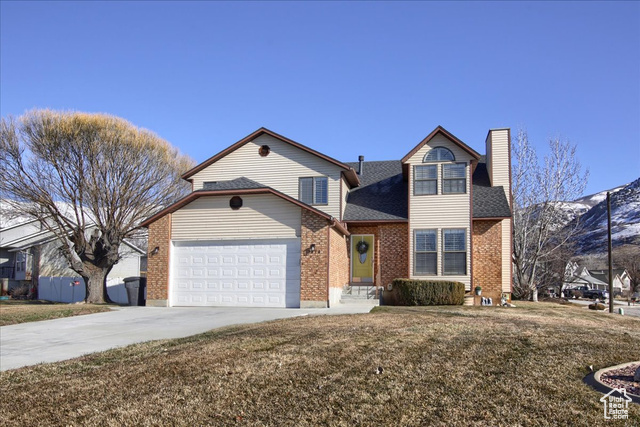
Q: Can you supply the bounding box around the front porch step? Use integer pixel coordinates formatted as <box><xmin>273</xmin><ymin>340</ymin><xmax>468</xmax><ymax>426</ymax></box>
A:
<box><xmin>340</xmin><ymin>285</ymin><xmax>381</xmax><ymax>305</ymax></box>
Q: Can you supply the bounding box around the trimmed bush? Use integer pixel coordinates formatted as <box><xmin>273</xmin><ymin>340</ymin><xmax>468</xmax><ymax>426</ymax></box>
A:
<box><xmin>384</xmin><ymin>279</ymin><xmax>465</xmax><ymax>306</ymax></box>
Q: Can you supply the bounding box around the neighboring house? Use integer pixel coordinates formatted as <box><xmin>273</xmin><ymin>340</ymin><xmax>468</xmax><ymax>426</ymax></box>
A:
<box><xmin>142</xmin><ymin>126</ymin><xmax>513</xmax><ymax>308</ymax></box>
<box><xmin>0</xmin><ymin>217</ymin><xmax>147</xmax><ymax>303</ymax></box>
<box><xmin>588</xmin><ymin>269</ymin><xmax>632</xmax><ymax>294</ymax></box>
<box><xmin>563</xmin><ymin>262</ymin><xmax>632</xmax><ymax>295</ymax></box>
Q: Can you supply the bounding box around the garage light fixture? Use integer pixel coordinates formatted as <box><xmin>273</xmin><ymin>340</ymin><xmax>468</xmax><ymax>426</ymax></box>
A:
<box><xmin>151</xmin><ymin>246</ymin><xmax>159</xmax><ymax>256</ymax></box>
<box><xmin>310</xmin><ymin>243</ymin><xmax>316</xmax><ymax>253</ymax></box>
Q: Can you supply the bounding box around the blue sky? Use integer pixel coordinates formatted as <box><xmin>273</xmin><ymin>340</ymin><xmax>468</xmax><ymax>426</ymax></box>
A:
<box><xmin>1</xmin><ymin>1</ymin><xmax>638</xmax><ymax>196</ymax></box>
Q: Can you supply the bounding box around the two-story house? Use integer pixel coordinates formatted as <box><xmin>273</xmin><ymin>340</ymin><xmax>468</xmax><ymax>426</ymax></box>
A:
<box><xmin>141</xmin><ymin>126</ymin><xmax>512</xmax><ymax>308</ymax></box>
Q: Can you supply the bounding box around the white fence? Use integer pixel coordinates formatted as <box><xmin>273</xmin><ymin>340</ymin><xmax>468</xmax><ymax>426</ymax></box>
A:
<box><xmin>38</xmin><ymin>277</ymin><xmax>129</xmax><ymax>304</ymax></box>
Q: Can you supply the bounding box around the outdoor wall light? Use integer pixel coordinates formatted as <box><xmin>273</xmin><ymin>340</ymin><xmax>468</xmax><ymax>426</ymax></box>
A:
<box><xmin>309</xmin><ymin>243</ymin><xmax>316</xmax><ymax>253</ymax></box>
<box><xmin>151</xmin><ymin>246</ymin><xmax>159</xmax><ymax>256</ymax></box>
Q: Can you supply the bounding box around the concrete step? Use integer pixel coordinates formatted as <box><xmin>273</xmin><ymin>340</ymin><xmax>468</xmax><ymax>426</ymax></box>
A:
<box><xmin>340</xmin><ymin>286</ymin><xmax>380</xmax><ymax>305</ymax></box>
<box><xmin>339</xmin><ymin>298</ymin><xmax>379</xmax><ymax>306</ymax></box>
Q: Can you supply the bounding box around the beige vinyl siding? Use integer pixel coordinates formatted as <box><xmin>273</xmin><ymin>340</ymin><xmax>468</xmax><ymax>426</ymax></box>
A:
<box><xmin>171</xmin><ymin>194</ymin><xmax>301</xmax><ymax>241</ymax></box>
<box><xmin>340</xmin><ymin>175</ymin><xmax>349</xmax><ymax>221</ymax></box>
<box><xmin>487</xmin><ymin>129</ymin><xmax>512</xmax><ymax>293</ymax></box>
<box><xmin>189</xmin><ymin>134</ymin><xmax>343</xmax><ymax>218</ymax></box>
<box><xmin>407</xmin><ymin>133</ymin><xmax>474</xmax><ymax>289</ymax></box>
<box><xmin>501</xmin><ymin>219</ymin><xmax>512</xmax><ymax>293</ymax></box>
<box><xmin>486</xmin><ymin>129</ymin><xmax>511</xmax><ymax>206</ymax></box>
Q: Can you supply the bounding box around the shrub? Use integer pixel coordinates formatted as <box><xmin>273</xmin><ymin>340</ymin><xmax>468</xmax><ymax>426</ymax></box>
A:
<box><xmin>8</xmin><ymin>283</ymin><xmax>29</xmax><ymax>298</ymax></box>
<box><xmin>384</xmin><ymin>279</ymin><xmax>465</xmax><ymax>306</ymax></box>
<box><xmin>589</xmin><ymin>303</ymin><xmax>605</xmax><ymax>311</ymax></box>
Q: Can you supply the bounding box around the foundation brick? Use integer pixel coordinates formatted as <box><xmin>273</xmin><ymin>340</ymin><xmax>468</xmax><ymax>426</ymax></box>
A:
<box><xmin>146</xmin><ymin>213</ymin><xmax>171</xmax><ymax>303</ymax></box>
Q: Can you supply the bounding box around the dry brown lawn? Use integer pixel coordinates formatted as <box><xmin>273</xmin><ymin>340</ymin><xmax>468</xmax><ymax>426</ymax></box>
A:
<box><xmin>1</xmin><ymin>302</ymin><xmax>639</xmax><ymax>426</ymax></box>
<box><xmin>0</xmin><ymin>299</ymin><xmax>111</xmax><ymax>326</ymax></box>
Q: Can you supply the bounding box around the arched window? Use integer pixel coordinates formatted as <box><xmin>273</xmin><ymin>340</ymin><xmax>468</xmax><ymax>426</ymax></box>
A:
<box><xmin>423</xmin><ymin>147</ymin><xmax>455</xmax><ymax>162</ymax></box>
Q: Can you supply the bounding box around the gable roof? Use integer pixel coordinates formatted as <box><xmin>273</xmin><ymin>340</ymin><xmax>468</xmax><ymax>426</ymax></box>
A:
<box><xmin>181</xmin><ymin>127</ymin><xmax>360</xmax><ymax>186</ymax></box>
<box><xmin>140</xmin><ymin>179</ymin><xmax>350</xmax><ymax>235</ymax></box>
<box><xmin>3</xmin><ymin>224</ymin><xmax>146</xmax><ymax>255</ymax></box>
<box><xmin>401</xmin><ymin>126</ymin><xmax>481</xmax><ymax>163</ymax></box>
<box><xmin>343</xmin><ymin>161</ymin><xmax>408</xmax><ymax>221</ymax></box>
<box><xmin>472</xmin><ymin>157</ymin><xmax>512</xmax><ymax>219</ymax></box>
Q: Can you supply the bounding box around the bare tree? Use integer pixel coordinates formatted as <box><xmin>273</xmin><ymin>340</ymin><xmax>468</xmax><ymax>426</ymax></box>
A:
<box><xmin>614</xmin><ymin>245</ymin><xmax>640</xmax><ymax>293</ymax></box>
<box><xmin>1</xmin><ymin>110</ymin><xmax>194</xmax><ymax>303</ymax></box>
<box><xmin>511</xmin><ymin>128</ymin><xmax>589</xmax><ymax>301</ymax></box>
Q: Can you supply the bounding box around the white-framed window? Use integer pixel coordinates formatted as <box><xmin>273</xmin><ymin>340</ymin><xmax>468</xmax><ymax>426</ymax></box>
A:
<box><xmin>414</xmin><ymin>165</ymin><xmax>437</xmax><ymax>195</ymax></box>
<box><xmin>423</xmin><ymin>146</ymin><xmax>455</xmax><ymax>162</ymax></box>
<box><xmin>414</xmin><ymin>229</ymin><xmax>437</xmax><ymax>275</ymax></box>
<box><xmin>443</xmin><ymin>229</ymin><xmax>466</xmax><ymax>275</ymax></box>
<box><xmin>299</xmin><ymin>177</ymin><xmax>328</xmax><ymax>205</ymax></box>
<box><xmin>15</xmin><ymin>251</ymin><xmax>27</xmax><ymax>273</ymax></box>
<box><xmin>443</xmin><ymin>163</ymin><xmax>466</xmax><ymax>194</ymax></box>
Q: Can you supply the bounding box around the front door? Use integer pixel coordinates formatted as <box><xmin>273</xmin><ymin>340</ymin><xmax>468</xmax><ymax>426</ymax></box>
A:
<box><xmin>351</xmin><ymin>235</ymin><xmax>374</xmax><ymax>283</ymax></box>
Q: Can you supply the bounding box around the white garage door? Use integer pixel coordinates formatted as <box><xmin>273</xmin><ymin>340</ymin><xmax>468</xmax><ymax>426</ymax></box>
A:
<box><xmin>170</xmin><ymin>239</ymin><xmax>301</xmax><ymax>308</ymax></box>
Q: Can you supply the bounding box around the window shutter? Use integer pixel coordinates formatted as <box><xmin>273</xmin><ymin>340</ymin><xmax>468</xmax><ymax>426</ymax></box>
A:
<box><xmin>314</xmin><ymin>177</ymin><xmax>328</xmax><ymax>204</ymax></box>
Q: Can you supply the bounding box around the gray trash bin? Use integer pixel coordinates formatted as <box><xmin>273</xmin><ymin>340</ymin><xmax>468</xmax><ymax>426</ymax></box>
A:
<box><xmin>124</xmin><ymin>277</ymin><xmax>147</xmax><ymax>306</ymax></box>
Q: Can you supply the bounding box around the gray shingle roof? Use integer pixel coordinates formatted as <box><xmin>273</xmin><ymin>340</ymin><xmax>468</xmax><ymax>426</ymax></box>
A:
<box><xmin>472</xmin><ymin>158</ymin><xmax>512</xmax><ymax>218</ymax></box>
<box><xmin>343</xmin><ymin>161</ymin><xmax>408</xmax><ymax>221</ymax></box>
<box><xmin>197</xmin><ymin>161</ymin><xmax>511</xmax><ymax>221</ymax></box>
<box><xmin>201</xmin><ymin>177</ymin><xmax>267</xmax><ymax>191</ymax></box>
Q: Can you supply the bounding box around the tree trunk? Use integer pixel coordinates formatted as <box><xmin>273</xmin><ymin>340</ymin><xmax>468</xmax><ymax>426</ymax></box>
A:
<box><xmin>101</xmin><ymin>266</ymin><xmax>115</xmax><ymax>304</ymax></box>
<box><xmin>531</xmin><ymin>287</ymin><xmax>539</xmax><ymax>302</ymax></box>
<box><xmin>82</xmin><ymin>268</ymin><xmax>109</xmax><ymax>304</ymax></box>
<box><xmin>28</xmin><ymin>246</ymin><xmax>41</xmax><ymax>300</ymax></box>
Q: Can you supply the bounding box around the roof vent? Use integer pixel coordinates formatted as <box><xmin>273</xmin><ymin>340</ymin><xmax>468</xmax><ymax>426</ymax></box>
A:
<box><xmin>358</xmin><ymin>155</ymin><xmax>364</xmax><ymax>175</ymax></box>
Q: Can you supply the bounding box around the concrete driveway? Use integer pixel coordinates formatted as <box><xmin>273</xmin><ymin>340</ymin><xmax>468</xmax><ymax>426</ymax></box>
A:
<box><xmin>0</xmin><ymin>304</ymin><xmax>373</xmax><ymax>371</ymax></box>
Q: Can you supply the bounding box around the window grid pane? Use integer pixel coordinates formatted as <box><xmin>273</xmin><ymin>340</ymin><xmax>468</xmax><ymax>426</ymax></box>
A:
<box><xmin>300</xmin><ymin>178</ymin><xmax>313</xmax><ymax>204</ymax></box>
<box><xmin>443</xmin><ymin>163</ymin><xmax>465</xmax><ymax>178</ymax></box>
<box><xmin>443</xmin><ymin>164</ymin><xmax>466</xmax><ymax>194</ymax></box>
<box><xmin>415</xmin><ymin>253</ymin><xmax>437</xmax><ymax>275</ymax></box>
<box><xmin>314</xmin><ymin>177</ymin><xmax>328</xmax><ymax>204</ymax></box>
<box><xmin>415</xmin><ymin>165</ymin><xmax>437</xmax><ymax>180</ymax></box>
<box><xmin>414</xmin><ymin>165</ymin><xmax>437</xmax><ymax>195</ymax></box>
<box><xmin>444</xmin><ymin>253</ymin><xmax>466</xmax><ymax>275</ymax></box>
<box><xmin>415</xmin><ymin>230</ymin><xmax>436</xmax><ymax>252</ymax></box>
<box><xmin>415</xmin><ymin>230</ymin><xmax>437</xmax><ymax>275</ymax></box>
<box><xmin>443</xmin><ymin>229</ymin><xmax>466</xmax><ymax>275</ymax></box>
<box><xmin>443</xmin><ymin>179</ymin><xmax>465</xmax><ymax>194</ymax></box>
<box><xmin>415</xmin><ymin>180</ymin><xmax>436</xmax><ymax>196</ymax></box>
<box><xmin>424</xmin><ymin>147</ymin><xmax>455</xmax><ymax>162</ymax></box>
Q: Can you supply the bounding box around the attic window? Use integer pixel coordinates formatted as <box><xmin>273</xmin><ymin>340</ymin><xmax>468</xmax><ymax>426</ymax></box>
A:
<box><xmin>229</xmin><ymin>196</ymin><xmax>243</xmax><ymax>210</ymax></box>
<box><xmin>259</xmin><ymin>145</ymin><xmax>270</xmax><ymax>157</ymax></box>
<box><xmin>424</xmin><ymin>147</ymin><xmax>455</xmax><ymax>162</ymax></box>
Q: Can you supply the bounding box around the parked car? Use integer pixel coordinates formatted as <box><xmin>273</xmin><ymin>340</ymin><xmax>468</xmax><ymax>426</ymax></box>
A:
<box><xmin>582</xmin><ymin>289</ymin><xmax>609</xmax><ymax>300</ymax></box>
<box><xmin>564</xmin><ymin>286</ymin><xmax>588</xmax><ymax>298</ymax></box>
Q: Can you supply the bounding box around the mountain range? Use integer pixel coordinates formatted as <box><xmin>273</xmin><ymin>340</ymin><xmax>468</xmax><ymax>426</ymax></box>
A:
<box><xmin>558</xmin><ymin>178</ymin><xmax>640</xmax><ymax>255</ymax></box>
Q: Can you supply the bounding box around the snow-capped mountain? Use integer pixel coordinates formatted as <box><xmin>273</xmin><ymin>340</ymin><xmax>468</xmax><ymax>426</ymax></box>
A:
<box><xmin>567</xmin><ymin>179</ymin><xmax>640</xmax><ymax>254</ymax></box>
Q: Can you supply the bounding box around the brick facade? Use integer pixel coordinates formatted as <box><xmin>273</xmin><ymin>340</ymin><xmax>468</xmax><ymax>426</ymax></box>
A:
<box><xmin>348</xmin><ymin>223</ymin><xmax>409</xmax><ymax>287</ymax></box>
<box><xmin>328</xmin><ymin>227</ymin><xmax>349</xmax><ymax>289</ymax></box>
<box><xmin>472</xmin><ymin>219</ymin><xmax>502</xmax><ymax>302</ymax></box>
<box><xmin>300</xmin><ymin>210</ymin><xmax>330</xmax><ymax>306</ymax></box>
<box><xmin>146</xmin><ymin>213</ymin><xmax>171</xmax><ymax>305</ymax></box>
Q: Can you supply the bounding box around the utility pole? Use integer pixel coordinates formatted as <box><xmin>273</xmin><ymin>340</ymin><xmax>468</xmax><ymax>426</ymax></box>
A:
<box><xmin>607</xmin><ymin>192</ymin><xmax>614</xmax><ymax>314</ymax></box>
